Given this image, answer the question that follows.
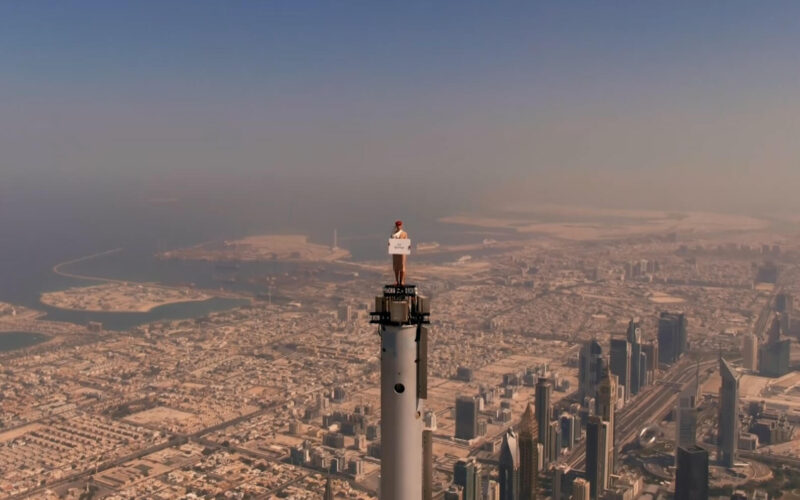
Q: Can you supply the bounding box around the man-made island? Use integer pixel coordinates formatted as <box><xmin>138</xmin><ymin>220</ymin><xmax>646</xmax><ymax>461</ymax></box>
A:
<box><xmin>158</xmin><ymin>234</ymin><xmax>351</xmax><ymax>262</ymax></box>
<box><xmin>41</xmin><ymin>283</ymin><xmax>212</xmax><ymax>313</ymax></box>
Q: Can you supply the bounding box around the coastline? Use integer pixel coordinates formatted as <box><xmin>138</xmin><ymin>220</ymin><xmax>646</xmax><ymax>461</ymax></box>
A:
<box><xmin>46</xmin><ymin>250</ymin><xmax>252</xmax><ymax>314</ymax></box>
<box><xmin>39</xmin><ymin>293</ymin><xmax>217</xmax><ymax>314</ymax></box>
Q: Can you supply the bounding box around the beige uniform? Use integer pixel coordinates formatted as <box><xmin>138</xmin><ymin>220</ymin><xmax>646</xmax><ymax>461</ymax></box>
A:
<box><xmin>391</xmin><ymin>229</ymin><xmax>408</xmax><ymax>273</ymax></box>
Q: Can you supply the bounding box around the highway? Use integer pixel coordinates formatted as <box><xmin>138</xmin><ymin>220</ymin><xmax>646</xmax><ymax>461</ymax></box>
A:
<box><xmin>564</xmin><ymin>356</ymin><xmax>717</xmax><ymax>470</ymax></box>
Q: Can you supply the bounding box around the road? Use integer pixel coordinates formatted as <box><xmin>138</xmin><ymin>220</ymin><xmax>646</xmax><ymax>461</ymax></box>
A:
<box><xmin>564</xmin><ymin>356</ymin><xmax>717</xmax><ymax>470</ymax></box>
<box><xmin>52</xmin><ymin>248</ymin><xmax>125</xmax><ymax>283</ymax></box>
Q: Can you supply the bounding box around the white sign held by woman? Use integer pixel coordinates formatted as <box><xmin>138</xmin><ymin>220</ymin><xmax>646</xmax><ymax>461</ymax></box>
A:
<box><xmin>388</xmin><ymin>239</ymin><xmax>411</xmax><ymax>255</ymax></box>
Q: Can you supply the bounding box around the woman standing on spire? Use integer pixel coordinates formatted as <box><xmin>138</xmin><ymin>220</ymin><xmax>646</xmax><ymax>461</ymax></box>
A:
<box><xmin>391</xmin><ymin>220</ymin><xmax>408</xmax><ymax>285</ymax></box>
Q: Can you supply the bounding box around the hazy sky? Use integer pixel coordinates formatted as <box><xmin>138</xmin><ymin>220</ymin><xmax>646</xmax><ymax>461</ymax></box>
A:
<box><xmin>2</xmin><ymin>2</ymin><xmax>800</xmax><ymax>214</ymax></box>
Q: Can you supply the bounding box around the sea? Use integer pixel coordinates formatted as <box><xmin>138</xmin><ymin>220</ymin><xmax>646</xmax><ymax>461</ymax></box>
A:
<box><xmin>0</xmin><ymin>183</ymin><xmax>514</xmax><ymax>349</ymax></box>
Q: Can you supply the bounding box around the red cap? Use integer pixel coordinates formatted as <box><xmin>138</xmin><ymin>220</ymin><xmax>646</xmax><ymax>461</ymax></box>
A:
<box><xmin>395</xmin><ymin>220</ymin><xmax>403</xmax><ymax>226</ymax></box>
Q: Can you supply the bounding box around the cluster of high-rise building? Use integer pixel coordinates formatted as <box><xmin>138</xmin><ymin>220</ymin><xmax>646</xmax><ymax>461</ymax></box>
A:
<box><xmin>497</xmin><ymin>402</ymin><xmax>539</xmax><ymax>500</ymax></box>
<box><xmin>489</xmin><ymin>367</ymin><xmax>620</xmax><ymax>499</ymax></box>
<box><xmin>608</xmin><ymin>319</ymin><xmax>658</xmax><ymax>402</ymax></box>
<box><xmin>744</xmin><ymin>402</ymin><xmax>794</xmax><ymax>447</ymax></box>
<box><xmin>586</xmin><ymin>370</ymin><xmax>617</xmax><ymax>499</ymax></box>
<box><xmin>582</xmin><ymin>316</ymin><xmax>669</xmax><ymax>405</ymax></box>
<box><xmin>8</xmin><ymin>223</ymin><xmax>800</xmax><ymax>499</ymax></box>
<box><xmin>623</xmin><ymin>259</ymin><xmax>661</xmax><ymax>280</ymax></box>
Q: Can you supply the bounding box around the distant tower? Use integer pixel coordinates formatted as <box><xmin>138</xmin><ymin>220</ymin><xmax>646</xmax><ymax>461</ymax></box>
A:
<box><xmin>560</xmin><ymin>413</ymin><xmax>577</xmax><ymax>450</ymax></box>
<box><xmin>518</xmin><ymin>403</ymin><xmax>539</xmax><ymax>500</ymax></box>
<box><xmin>579</xmin><ymin>340</ymin><xmax>605</xmax><ymax>400</ymax></box>
<box><xmin>759</xmin><ymin>317</ymin><xmax>791</xmax><ymax>377</ymax></box>
<box><xmin>371</xmin><ymin>284</ymin><xmax>431</xmax><ymax>500</ymax></box>
<box><xmin>547</xmin><ymin>421</ymin><xmax>561</xmax><ymax>467</ymax></box>
<box><xmin>676</xmin><ymin>385</ymin><xmax>698</xmax><ymax>457</ymax></box>
<box><xmin>454</xmin><ymin>458</ymin><xmax>481</xmax><ymax>500</ymax></box>
<box><xmin>456</xmin><ymin>395</ymin><xmax>480</xmax><ymax>440</ymax></box>
<box><xmin>658</xmin><ymin>312</ymin><xmax>687</xmax><ymax>365</ymax></box>
<box><xmin>552</xmin><ymin>464</ymin><xmax>568</xmax><ymax>500</ymax></box>
<box><xmin>641</xmin><ymin>342</ymin><xmax>658</xmax><ymax>384</ymax></box>
<box><xmin>742</xmin><ymin>333</ymin><xmax>758</xmax><ymax>371</ymax></box>
<box><xmin>609</xmin><ymin>338</ymin><xmax>631</xmax><ymax>401</ymax></box>
<box><xmin>498</xmin><ymin>429</ymin><xmax>520</xmax><ymax>500</ymax></box>
<box><xmin>776</xmin><ymin>292</ymin><xmax>793</xmax><ymax>331</ymax></box>
<box><xmin>586</xmin><ymin>416</ymin><xmax>610</xmax><ymax>499</ymax></box>
<box><xmin>596</xmin><ymin>371</ymin><xmax>617</xmax><ymax>474</ymax></box>
<box><xmin>626</xmin><ymin>319</ymin><xmax>644</xmax><ymax>395</ymax></box>
<box><xmin>675</xmin><ymin>446</ymin><xmax>709</xmax><ymax>500</ymax></box>
<box><xmin>535</xmin><ymin>378</ymin><xmax>553</xmax><ymax>466</ymax></box>
<box><xmin>719</xmin><ymin>358</ymin><xmax>740</xmax><ymax>467</ymax></box>
<box><xmin>572</xmin><ymin>477</ymin><xmax>591</xmax><ymax>500</ymax></box>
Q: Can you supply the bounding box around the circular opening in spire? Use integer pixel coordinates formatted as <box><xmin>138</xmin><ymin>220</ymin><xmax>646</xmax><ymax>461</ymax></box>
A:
<box><xmin>394</xmin><ymin>383</ymin><xmax>405</xmax><ymax>394</ymax></box>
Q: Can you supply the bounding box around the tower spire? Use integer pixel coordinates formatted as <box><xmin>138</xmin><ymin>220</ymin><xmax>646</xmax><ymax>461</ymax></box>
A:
<box><xmin>370</xmin><ymin>283</ymin><xmax>431</xmax><ymax>500</ymax></box>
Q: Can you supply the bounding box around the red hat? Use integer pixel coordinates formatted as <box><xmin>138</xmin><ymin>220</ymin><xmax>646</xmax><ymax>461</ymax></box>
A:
<box><xmin>395</xmin><ymin>220</ymin><xmax>403</xmax><ymax>226</ymax></box>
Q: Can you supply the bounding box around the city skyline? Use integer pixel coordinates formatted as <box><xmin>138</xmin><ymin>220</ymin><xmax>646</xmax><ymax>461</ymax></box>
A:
<box><xmin>2</xmin><ymin>2</ymin><xmax>800</xmax><ymax>499</ymax></box>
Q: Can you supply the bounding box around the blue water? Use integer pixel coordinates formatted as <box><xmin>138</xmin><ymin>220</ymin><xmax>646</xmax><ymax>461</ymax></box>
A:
<box><xmin>0</xmin><ymin>331</ymin><xmax>49</xmax><ymax>352</ymax></box>
<box><xmin>40</xmin><ymin>298</ymin><xmax>250</xmax><ymax>331</ymax></box>
<box><xmin>0</xmin><ymin>182</ymin><xmax>504</xmax><ymax>330</ymax></box>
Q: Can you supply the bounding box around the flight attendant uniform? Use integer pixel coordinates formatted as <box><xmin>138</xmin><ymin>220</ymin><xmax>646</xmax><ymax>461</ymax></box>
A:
<box><xmin>391</xmin><ymin>225</ymin><xmax>408</xmax><ymax>285</ymax></box>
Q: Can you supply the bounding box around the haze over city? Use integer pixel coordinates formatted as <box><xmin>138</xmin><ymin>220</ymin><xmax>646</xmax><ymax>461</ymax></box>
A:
<box><xmin>2</xmin><ymin>2</ymin><xmax>800</xmax><ymax>500</ymax></box>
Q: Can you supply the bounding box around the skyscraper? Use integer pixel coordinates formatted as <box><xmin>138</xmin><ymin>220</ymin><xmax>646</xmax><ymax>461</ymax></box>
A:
<box><xmin>535</xmin><ymin>377</ymin><xmax>553</xmax><ymax>466</ymax></box>
<box><xmin>759</xmin><ymin>338</ymin><xmax>791</xmax><ymax>377</ymax></box>
<box><xmin>627</xmin><ymin>319</ymin><xmax>644</xmax><ymax>395</ymax></box>
<box><xmin>454</xmin><ymin>458</ymin><xmax>481</xmax><ymax>500</ymax></box>
<box><xmin>760</xmin><ymin>317</ymin><xmax>790</xmax><ymax>378</ymax></box>
<box><xmin>609</xmin><ymin>338</ymin><xmax>631</xmax><ymax>401</ymax></box>
<box><xmin>498</xmin><ymin>429</ymin><xmax>520</xmax><ymax>500</ymax></box>
<box><xmin>776</xmin><ymin>292</ymin><xmax>793</xmax><ymax>332</ymax></box>
<box><xmin>585</xmin><ymin>416</ymin><xmax>610</xmax><ymax>499</ymax></box>
<box><xmin>596</xmin><ymin>371</ymin><xmax>617</xmax><ymax>474</ymax></box>
<box><xmin>324</xmin><ymin>476</ymin><xmax>333</xmax><ymax>500</ymax></box>
<box><xmin>776</xmin><ymin>292</ymin><xmax>792</xmax><ymax>311</ymax></box>
<box><xmin>675</xmin><ymin>446</ymin><xmax>709</xmax><ymax>500</ymax></box>
<box><xmin>371</xmin><ymin>284</ymin><xmax>431</xmax><ymax>500</ymax></box>
<box><xmin>658</xmin><ymin>312</ymin><xmax>687</xmax><ymax>365</ymax></box>
<box><xmin>483</xmin><ymin>479</ymin><xmax>500</xmax><ymax>500</ymax></box>
<box><xmin>456</xmin><ymin>395</ymin><xmax>479</xmax><ymax>440</ymax></box>
<box><xmin>676</xmin><ymin>386</ymin><xmax>698</xmax><ymax>456</ymax></box>
<box><xmin>742</xmin><ymin>333</ymin><xmax>758</xmax><ymax>371</ymax></box>
<box><xmin>719</xmin><ymin>358</ymin><xmax>740</xmax><ymax>467</ymax></box>
<box><xmin>641</xmin><ymin>342</ymin><xmax>658</xmax><ymax>384</ymax></box>
<box><xmin>579</xmin><ymin>340</ymin><xmax>605</xmax><ymax>400</ymax></box>
<box><xmin>518</xmin><ymin>403</ymin><xmax>539</xmax><ymax>500</ymax></box>
<box><xmin>572</xmin><ymin>478</ymin><xmax>590</xmax><ymax>500</ymax></box>
<box><xmin>560</xmin><ymin>413</ymin><xmax>576</xmax><ymax>450</ymax></box>
<box><xmin>552</xmin><ymin>465</ymin><xmax>566</xmax><ymax>500</ymax></box>
<box><xmin>548</xmin><ymin>421</ymin><xmax>561</xmax><ymax>465</ymax></box>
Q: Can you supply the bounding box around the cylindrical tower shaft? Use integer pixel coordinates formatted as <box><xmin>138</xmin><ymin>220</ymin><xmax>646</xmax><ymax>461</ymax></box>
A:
<box><xmin>381</xmin><ymin>323</ymin><xmax>423</xmax><ymax>499</ymax></box>
<box><xmin>371</xmin><ymin>284</ymin><xmax>430</xmax><ymax>500</ymax></box>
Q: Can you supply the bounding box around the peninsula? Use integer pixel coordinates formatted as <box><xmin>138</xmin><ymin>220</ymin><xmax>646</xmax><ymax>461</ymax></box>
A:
<box><xmin>41</xmin><ymin>283</ymin><xmax>212</xmax><ymax>313</ymax></box>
